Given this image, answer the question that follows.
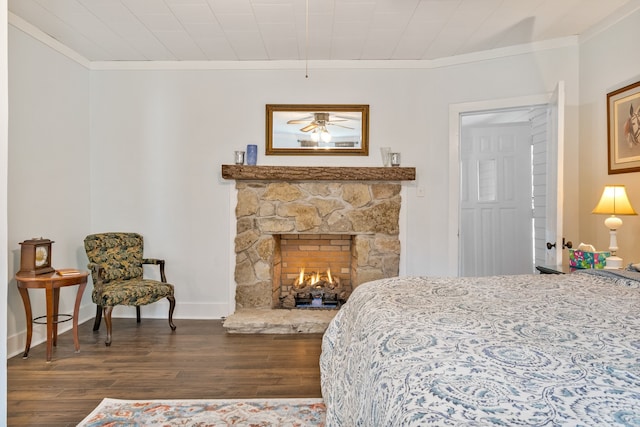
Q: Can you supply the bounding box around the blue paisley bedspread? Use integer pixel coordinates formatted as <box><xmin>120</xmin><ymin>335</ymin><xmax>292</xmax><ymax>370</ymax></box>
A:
<box><xmin>320</xmin><ymin>271</ymin><xmax>640</xmax><ymax>426</ymax></box>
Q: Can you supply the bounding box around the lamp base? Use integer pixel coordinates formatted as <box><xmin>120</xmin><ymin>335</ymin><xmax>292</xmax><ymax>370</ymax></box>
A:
<box><xmin>604</xmin><ymin>255</ymin><xmax>623</xmax><ymax>270</ymax></box>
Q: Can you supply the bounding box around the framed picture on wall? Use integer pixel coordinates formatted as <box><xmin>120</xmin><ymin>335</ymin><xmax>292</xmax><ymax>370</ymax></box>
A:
<box><xmin>607</xmin><ymin>80</ymin><xmax>640</xmax><ymax>174</ymax></box>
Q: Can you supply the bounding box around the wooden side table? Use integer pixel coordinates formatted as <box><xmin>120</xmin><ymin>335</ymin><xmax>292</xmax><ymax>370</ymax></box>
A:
<box><xmin>16</xmin><ymin>270</ymin><xmax>88</xmax><ymax>362</ymax></box>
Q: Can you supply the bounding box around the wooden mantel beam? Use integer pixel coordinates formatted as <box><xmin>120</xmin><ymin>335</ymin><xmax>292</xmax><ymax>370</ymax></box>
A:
<box><xmin>221</xmin><ymin>165</ymin><xmax>416</xmax><ymax>181</ymax></box>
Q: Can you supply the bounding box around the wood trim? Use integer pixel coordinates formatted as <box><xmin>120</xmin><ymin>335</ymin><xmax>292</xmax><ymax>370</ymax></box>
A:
<box><xmin>221</xmin><ymin>165</ymin><xmax>416</xmax><ymax>181</ymax></box>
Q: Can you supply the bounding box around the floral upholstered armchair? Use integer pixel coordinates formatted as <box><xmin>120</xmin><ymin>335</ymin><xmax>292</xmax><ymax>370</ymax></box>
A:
<box><xmin>84</xmin><ymin>232</ymin><xmax>176</xmax><ymax>346</ymax></box>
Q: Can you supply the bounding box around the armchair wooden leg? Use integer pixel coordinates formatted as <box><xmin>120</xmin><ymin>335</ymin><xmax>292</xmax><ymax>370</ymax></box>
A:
<box><xmin>136</xmin><ymin>306</ymin><xmax>141</xmax><ymax>323</ymax></box>
<box><xmin>103</xmin><ymin>306</ymin><xmax>113</xmax><ymax>346</ymax></box>
<box><xmin>167</xmin><ymin>296</ymin><xmax>176</xmax><ymax>331</ymax></box>
<box><xmin>93</xmin><ymin>305</ymin><xmax>102</xmax><ymax>331</ymax></box>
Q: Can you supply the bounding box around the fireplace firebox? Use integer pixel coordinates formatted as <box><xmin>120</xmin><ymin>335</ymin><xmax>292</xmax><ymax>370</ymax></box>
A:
<box><xmin>274</xmin><ymin>234</ymin><xmax>353</xmax><ymax>309</ymax></box>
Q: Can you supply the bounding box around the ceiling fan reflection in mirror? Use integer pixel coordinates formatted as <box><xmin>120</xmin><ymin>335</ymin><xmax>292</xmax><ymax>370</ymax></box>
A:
<box><xmin>287</xmin><ymin>112</ymin><xmax>354</xmax><ymax>142</ymax></box>
<box><xmin>266</xmin><ymin>104</ymin><xmax>369</xmax><ymax>156</ymax></box>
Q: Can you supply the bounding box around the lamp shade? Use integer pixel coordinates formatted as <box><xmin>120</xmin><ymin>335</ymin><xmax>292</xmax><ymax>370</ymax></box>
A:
<box><xmin>592</xmin><ymin>185</ymin><xmax>637</xmax><ymax>216</ymax></box>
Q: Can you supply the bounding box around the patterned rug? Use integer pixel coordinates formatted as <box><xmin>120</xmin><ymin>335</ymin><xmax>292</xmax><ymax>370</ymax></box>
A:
<box><xmin>77</xmin><ymin>397</ymin><xmax>326</xmax><ymax>426</ymax></box>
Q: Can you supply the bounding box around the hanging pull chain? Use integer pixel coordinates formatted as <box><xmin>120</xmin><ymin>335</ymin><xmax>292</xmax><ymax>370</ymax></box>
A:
<box><xmin>305</xmin><ymin>0</ymin><xmax>309</xmax><ymax>78</ymax></box>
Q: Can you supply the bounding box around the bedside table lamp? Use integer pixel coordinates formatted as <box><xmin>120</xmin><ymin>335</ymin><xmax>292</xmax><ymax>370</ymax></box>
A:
<box><xmin>592</xmin><ymin>185</ymin><xmax>637</xmax><ymax>269</ymax></box>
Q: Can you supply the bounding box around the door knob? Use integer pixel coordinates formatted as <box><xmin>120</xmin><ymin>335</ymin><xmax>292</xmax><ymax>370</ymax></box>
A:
<box><xmin>546</xmin><ymin>238</ymin><xmax>572</xmax><ymax>250</ymax></box>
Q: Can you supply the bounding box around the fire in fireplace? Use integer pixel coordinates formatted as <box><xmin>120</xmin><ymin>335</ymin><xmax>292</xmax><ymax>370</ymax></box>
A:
<box><xmin>280</xmin><ymin>267</ymin><xmax>350</xmax><ymax>309</ymax></box>
<box><xmin>276</xmin><ymin>234</ymin><xmax>354</xmax><ymax>309</ymax></box>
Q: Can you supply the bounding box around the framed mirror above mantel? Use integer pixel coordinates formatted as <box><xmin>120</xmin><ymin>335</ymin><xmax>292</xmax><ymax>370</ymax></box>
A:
<box><xmin>266</xmin><ymin>104</ymin><xmax>369</xmax><ymax>156</ymax></box>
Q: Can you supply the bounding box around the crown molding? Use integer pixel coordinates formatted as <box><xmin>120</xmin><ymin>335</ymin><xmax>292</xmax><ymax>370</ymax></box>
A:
<box><xmin>8</xmin><ymin>12</ymin><xmax>90</xmax><ymax>69</ymax></box>
<box><xmin>579</xmin><ymin>0</ymin><xmax>640</xmax><ymax>44</ymax></box>
<box><xmin>85</xmin><ymin>37</ymin><xmax>578</xmax><ymax>71</ymax></box>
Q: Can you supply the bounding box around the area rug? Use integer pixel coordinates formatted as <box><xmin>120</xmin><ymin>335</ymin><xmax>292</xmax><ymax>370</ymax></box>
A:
<box><xmin>77</xmin><ymin>397</ymin><xmax>326</xmax><ymax>426</ymax></box>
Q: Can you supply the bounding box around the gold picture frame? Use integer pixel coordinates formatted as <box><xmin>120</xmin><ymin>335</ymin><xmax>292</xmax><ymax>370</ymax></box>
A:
<box><xmin>607</xmin><ymin>80</ymin><xmax>640</xmax><ymax>174</ymax></box>
<box><xmin>266</xmin><ymin>104</ymin><xmax>369</xmax><ymax>156</ymax></box>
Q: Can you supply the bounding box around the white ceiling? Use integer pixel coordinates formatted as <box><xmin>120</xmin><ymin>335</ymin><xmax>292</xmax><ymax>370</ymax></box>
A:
<box><xmin>8</xmin><ymin>0</ymin><xmax>640</xmax><ymax>62</ymax></box>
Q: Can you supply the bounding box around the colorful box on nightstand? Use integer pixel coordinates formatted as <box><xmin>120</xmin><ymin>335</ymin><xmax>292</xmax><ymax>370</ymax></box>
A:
<box><xmin>568</xmin><ymin>249</ymin><xmax>610</xmax><ymax>269</ymax></box>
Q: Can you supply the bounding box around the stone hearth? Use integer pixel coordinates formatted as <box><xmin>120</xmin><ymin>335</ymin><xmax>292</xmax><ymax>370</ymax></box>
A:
<box><xmin>222</xmin><ymin>308</ymin><xmax>337</xmax><ymax>334</ymax></box>
<box><xmin>222</xmin><ymin>165</ymin><xmax>415</xmax><ymax>333</ymax></box>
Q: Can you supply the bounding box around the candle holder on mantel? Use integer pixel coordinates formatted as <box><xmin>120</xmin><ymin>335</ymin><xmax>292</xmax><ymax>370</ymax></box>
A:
<box><xmin>234</xmin><ymin>150</ymin><xmax>245</xmax><ymax>165</ymax></box>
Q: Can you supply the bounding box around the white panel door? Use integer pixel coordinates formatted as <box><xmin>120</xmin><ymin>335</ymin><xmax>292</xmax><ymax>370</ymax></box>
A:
<box><xmin>460</xmin><ymin>123</ymin><xmax>533</xmax><ymax>276</ymax></box>
<box><xmin>531</xmin><ymin>107</ymin><xmax>549</xmax><ymax>267</ymax></box>
<box><xmin>544</xmin><ymin>82</ymin><xmax>565</xmax><ymax>266</ymax></box>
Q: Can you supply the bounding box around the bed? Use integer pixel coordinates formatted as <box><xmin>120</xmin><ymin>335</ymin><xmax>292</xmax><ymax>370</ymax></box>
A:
<box><xmin>320</xmin><ymin>269</ymin><xmax>640</xmax><ymax>426</ymax></box>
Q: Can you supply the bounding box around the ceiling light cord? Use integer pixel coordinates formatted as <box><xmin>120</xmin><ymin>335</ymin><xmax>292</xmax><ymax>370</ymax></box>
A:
<box><xmin>305</xmin><ymin>0</ymin><xmax>309</xmax><ymax>78</ymax></box>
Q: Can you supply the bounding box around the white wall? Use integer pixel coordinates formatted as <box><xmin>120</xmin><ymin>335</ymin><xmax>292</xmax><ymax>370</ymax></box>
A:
<box><xmin>1</xmin><ymin>0</ymin><xmax>8</xmax><ymax>420</ymax></box>
<box><xmin>7</xmin><ymin>26</ymin><xmax>92</xmax><ymax>357</ymax></box>
<box><xmin>89</xmin><ymin>45</ymin><xmax>580</xmax><ymax>319</ymax></box>
<box><xmin>578</xmin><ymin>9</ymin><xmax>640</xmax><ymax>262</ymax></box>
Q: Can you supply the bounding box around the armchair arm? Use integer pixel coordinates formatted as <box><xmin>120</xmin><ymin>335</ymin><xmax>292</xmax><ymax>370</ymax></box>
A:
<box><xmin>143</xmin><ymin>258</ymin><xmax>167</xmax><ymax>283</ymax></box>
<box><xmin>87</xmin><ymin>262</ymin><xmax>106</xmax><ymax>291</ymax></box>
<box><xmin>87</xmin><ymin>262</ymin><xmax>104</xmax><ymax>279</ymax></box>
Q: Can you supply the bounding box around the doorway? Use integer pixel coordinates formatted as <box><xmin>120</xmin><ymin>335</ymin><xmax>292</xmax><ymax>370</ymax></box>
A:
<box><xmin>459</xmin><ymin>112</ymin><xmax>534</xmax><ymax>276</ymax></box>
<box><xmin>448</xmin><ymin>84</ymin><xmax>565</xmax><ymax>277</ymax></box>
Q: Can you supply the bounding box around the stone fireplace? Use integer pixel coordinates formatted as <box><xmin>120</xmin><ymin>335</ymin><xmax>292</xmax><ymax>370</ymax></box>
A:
<box><xmin>222</xmin><ymin>165</ymin><xmax>415</xmax><ymax>333</ymax></box>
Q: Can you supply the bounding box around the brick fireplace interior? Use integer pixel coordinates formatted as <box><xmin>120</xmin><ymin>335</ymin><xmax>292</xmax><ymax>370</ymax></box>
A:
<box><xmin>275</xmin><ymin>234</ymin><xmax>353</xmax><ymax>309</ymax></box>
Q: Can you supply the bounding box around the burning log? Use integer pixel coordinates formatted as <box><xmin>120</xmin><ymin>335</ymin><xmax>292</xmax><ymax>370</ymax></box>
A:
<box><xmin>294</xmin><ymin>268</ymin><xmax>341</xmax><ymax>290</ymax></box>
<box><xmin>286</xmin><ymin>267</ymin><xmax>346</xmax><ymax>309</ymax></box>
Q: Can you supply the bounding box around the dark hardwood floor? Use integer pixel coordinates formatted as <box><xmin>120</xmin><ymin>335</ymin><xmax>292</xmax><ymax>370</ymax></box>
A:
<box><xmin>7</xmin><ymin>318</ymin><xmax>324</xmax><ymax>426</ymax></box>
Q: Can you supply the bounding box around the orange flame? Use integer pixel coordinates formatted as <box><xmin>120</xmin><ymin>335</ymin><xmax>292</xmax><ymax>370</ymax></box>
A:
<box><xmin>295</xmin><ymin>267</ymin><xmax>337</xmax><ymax>287</ymax></box>
<box><xmin>311</xmin><ymin>271</ymin><xmax>320</xmax><ymax>285</ymax></box>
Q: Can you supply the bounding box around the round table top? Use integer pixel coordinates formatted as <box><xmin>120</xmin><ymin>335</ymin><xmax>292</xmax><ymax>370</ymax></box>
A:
<box><xmin>16</xmin><ymin>270</ymin><xmax>88</xmax><ymax>287</ymax></box>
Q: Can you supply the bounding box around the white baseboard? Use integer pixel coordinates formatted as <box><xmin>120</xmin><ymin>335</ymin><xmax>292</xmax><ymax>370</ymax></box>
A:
<box><xmin>7</xmin><ymin>301</ymin><xmax>230</xmax><ymax>359</ymax></box>
<box><xmin>7</xmin><ymin>303</ymin><xmax>96</xmax><ymax>359</ymax></box>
